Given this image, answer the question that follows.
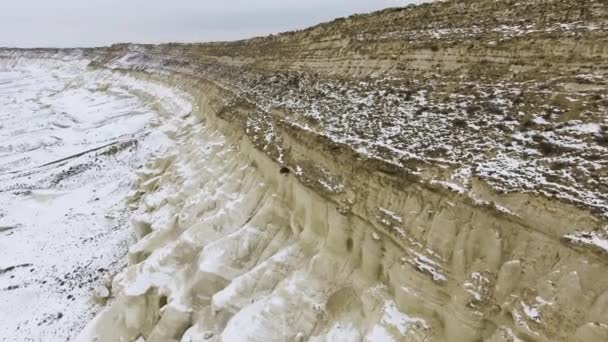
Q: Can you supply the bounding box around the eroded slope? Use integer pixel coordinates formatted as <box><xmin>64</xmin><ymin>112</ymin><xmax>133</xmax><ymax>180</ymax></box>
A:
<box><xmin>74</xmin><ymin>68</ymin><xmax>608</xmax><ymax>342</ymax></box>
<box><xmin>3</xmin><ymin>0</ymin><xmax>608</xmax><ymax>341</ymax></box>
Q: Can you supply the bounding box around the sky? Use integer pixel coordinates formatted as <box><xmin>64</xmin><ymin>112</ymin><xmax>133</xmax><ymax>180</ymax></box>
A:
<box><xmin>0</xmin><ymin>0</ymin><xmax>421</xmax><ymax>48</ymax></box>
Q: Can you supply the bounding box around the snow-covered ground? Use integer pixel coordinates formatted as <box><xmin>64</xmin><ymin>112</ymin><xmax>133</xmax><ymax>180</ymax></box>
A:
<box><xmin>0</xmin><ymin>54</ymin><xmax>432</xmax><ymax>342</ymax></box>
<box><xmin>0</xmin><ymin>55</ymin><xmax>190</xmax><ymax>341</ymax></box>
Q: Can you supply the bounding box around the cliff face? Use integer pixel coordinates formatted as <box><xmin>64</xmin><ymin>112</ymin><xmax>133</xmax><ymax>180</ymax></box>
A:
<box><xmin>73</xmin><ymin>69</ymin><xmax>608</xmax><ymax>342</ymax></box>
<box><xmin>104</xmin><ymin>0</ymin><xmax>608</xmax><ymax>220</ymax></box>
<box><xmin>157</xmin><ymin>0</ymin><xmax>608</xmax><ymax>77</ymax></box>
<box><xmin>3</xmin><ymin>0</ymin><xmax>608</xmax><ymax>341</ymax></box>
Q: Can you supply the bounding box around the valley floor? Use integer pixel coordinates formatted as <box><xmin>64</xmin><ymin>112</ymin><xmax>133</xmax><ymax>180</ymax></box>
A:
<box><xmin>0</xmin><ymin>56</ymin><xmax>188</xmax><ymax>341</ymax></box>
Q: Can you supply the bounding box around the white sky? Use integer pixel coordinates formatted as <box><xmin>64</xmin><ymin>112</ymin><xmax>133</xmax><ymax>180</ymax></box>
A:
<box><xmin>0</xmin><ymin>0</ymin><xmax>420</xmax><ymax>48</ymax></box>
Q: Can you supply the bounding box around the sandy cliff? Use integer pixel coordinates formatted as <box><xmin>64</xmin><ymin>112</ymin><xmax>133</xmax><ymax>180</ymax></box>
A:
<box><xmin>2</xmin><ymin>0</ymin><xmax>608</xmax><ymax>341</ymax></box>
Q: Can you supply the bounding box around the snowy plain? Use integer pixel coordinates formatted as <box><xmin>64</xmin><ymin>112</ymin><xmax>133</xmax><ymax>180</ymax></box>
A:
<box><xmin>0</xmin><ymin>55</ymin><xmax>185</xmax><ymax>341</ymax></box>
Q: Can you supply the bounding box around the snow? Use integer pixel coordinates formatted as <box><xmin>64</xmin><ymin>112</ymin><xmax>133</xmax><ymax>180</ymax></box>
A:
<box><xmin>518</xmin><ymin>296</ymin><xmax>555</xmax><ymax>325</ymax></box>
<box><xmin>463</xmin><ymin>272</ymin><xmax>489</xmax><ymax>303</ymax></box>
<box><xmin>495</xmin><ymin>204</ymin><xmax>518</xmax><ymax>217</ymax></box>
<box><xmin>93</xmin><ymin>285</ymin><xmax>110</xmax><ymax>299</ymax></box>
<box><xmin>521</xmin><ymin>301</ymin><xmax>542</xmax><ymax>323</ymax></box>
<box><xmin>381</xmin><ymin>300</ymin><xmax>428</xmax><ymax>334</ymax></box>
<box><xmin>407</xmin><ymin>251</ymin><xmax>447</xmax><ymax>283</ymax></box>
<box><xmin>357</xmin><ymin>21</ymin><xmax>608</xmax><ymax>43</ymax></box>
<box><xmin>378</xmin><ymin>207</ymin><xmax>403</xmax><ymax>223</ymax></box>
<box><xmin>430</xmin><ymin>179</ymin><xmax>467</xmax><ymax>194</ymax></box>
<box><xmin>365</xmin><ymin>325</ymin><xmax>394</xmax><ymax>342</ymax></box>
<box><xmin>559</xmin><ymin>123</ymin><xmax>602</xmax><ymax>135</ymax></box>
<box><xmin>323</xmin><ymin>322</ymin><xmax>361</xmax><ymax>342</ymax></box>
<box><xmin>563</xmin><ymin>229</ymin><xmax>608</xmax><ymax>254</ymax></box>
<box><xmin>0</xmin><ymin>53</ymin><xmax>187</xmax><ymax>341</ymax></box>
<box><xmin>364</xmin><ymin>300</ymin><xmax>427</xmax><ymax>341</ymax></box>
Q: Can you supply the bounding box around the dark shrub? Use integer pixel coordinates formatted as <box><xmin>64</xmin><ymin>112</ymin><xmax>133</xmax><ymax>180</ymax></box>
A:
<box><xmin>453</xmin><ymin>118</ymin><xmax>467</xmax><ymax>128</ymax></box>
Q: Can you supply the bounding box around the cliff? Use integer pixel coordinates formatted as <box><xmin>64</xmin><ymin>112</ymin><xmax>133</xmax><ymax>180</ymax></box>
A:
<box><xmin>2</xmin><ymin>0</ymin><xmax>608</xmax><ymax>341</ymax></box>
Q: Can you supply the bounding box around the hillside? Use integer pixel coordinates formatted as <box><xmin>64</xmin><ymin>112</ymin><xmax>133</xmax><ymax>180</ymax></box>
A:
<box><xmin>105</xmin><ymin>0</ymin><xmax>608</xmax><ymax>219</ymax></box>
<box><xmin>1</xmin><ymin>0</ymin><xmax>608</xmax><ymax>341</ymax></box>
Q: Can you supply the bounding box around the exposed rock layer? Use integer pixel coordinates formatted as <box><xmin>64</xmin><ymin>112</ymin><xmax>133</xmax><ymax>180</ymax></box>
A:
<box><xmin>71</xmin><ymin>68</ymin><xmax>607</xmax><ymax>342</ymax></box>
<box><xmin>100</xmin><ymin>0</ymin><xmax>608</xmax><ymax>219</ymax></box>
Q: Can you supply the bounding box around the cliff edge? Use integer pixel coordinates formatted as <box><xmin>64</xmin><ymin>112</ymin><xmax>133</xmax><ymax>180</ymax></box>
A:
<box><xmin>3</xmin><ymin>0</ymin><xmax>607</xmax><ymax>341</ymax></box>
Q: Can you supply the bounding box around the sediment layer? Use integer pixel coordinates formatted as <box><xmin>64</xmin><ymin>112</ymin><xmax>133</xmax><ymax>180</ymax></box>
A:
<box><xmin>73</xmin><ymin>68</ymin><xmax>608</xmax><ymax>342</ymax></box>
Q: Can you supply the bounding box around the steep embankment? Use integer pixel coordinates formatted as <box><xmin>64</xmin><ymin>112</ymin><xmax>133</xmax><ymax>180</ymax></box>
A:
<box><xmin>74</xmin><ymin>58</ymin><xmax>608</xmax><ymax>342</ymax></box>
<box><xmin>3</xmin><ymin>0</ymin><xmax>608</xmax><ymax>341</ymax></box>
<box><xmin>75</xmin><ymin>72</ymin><xmax>437</xmax><ymax>342</ymax></box>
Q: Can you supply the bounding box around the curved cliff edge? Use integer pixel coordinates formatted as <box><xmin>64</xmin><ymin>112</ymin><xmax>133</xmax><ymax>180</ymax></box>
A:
<box><xmin>79</xmin><ymin>58</ymin><xmax>608</xmax><ymax>342</ymax></box>
<box><xmin>4</xmin><ymin>0</ymin><xmax>608</xmax><ymax>341</ymax></box>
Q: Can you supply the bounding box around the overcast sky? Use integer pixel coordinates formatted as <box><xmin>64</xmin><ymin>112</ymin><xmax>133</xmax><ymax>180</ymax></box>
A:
<box><xmin>0</xmin><ymin>0</ymin><xmax>420</xmax><ymax>48</ymax></box>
